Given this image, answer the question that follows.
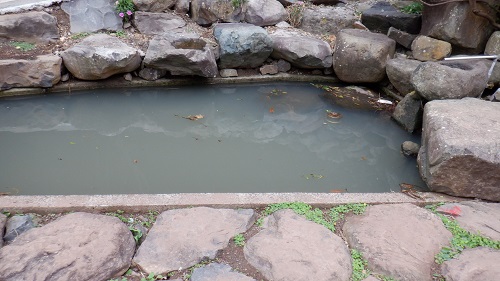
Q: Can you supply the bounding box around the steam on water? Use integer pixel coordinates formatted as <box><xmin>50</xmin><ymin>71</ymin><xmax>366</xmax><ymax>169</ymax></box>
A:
<box><xmin>0</xmin><ymin>83</ymin><xmax>425</xmax><ymax>195</ymax></box>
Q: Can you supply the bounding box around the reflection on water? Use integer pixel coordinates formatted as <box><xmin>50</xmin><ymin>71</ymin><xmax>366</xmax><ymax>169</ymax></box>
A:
<box><xmin>0</xmin><ymin>83</ymin><xmax>426</xmax><ymax>195</ymax></box>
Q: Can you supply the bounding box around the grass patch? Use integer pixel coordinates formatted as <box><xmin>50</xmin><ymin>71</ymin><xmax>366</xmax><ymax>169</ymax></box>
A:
<box><xmin>10</xmin><ymin>41</ymin><xmax>35</xmax><ymax>52</ymax></box>
<box><xmin>400</xmin><ymin>2</ymin><xmax>423</xmax><ymax>14</ymax></box>
<box><xmin>233</xmin><ymin>233</ymin><xmax>245</xmax><ymax>247</ymax></box>
<box><xmin>350</xmin><ymin>249</ymin><xmax>370</xmax><ymax>281</ymax></box>
<box><xmin>70</xmin><ymin>32</ymin><xmax>91</xmax><ymax>40</ymax></box>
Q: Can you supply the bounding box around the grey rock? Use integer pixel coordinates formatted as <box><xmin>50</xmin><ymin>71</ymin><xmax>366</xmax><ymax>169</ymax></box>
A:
<box><xmin>245</xmin><ymin>0</ymin><xmax>287</xmax><ymax>26</ymax></box>
<box><xmin>361</xmin><ymin>1</ymin><xmax>421</xmax><ymax>34</ymax></box>
<box><xmin>387</xmin><ymin>27</ymin><xmax>417</xmax><ymax>49</ymax></box>
<box><xmin>139</xmin><ymin>68</ymin><xmax>167</xmax><ymax>81</ymax></box>
<box><xmin>386</xmin><ymin>58</ymin><xmax>421</xmax><ymax>96</ymax></box>
<box><xmin>270</xmin><ymin>29</ymin><xmax>332</xmax><ymax>69</ymax></box>
<box><xmin>61</xmin><ymin>73</ymin><xmax>70</xmax><ymax>82</ymax></box>
<box><xmin>190</xmin><ymin>263</ymin><xmax>256</xmax><ymax>281</ymax></box>
<box><xmin>3</xmin><ymin>215</ymin><xmax>33</xmax><ymax>243</ymax></box>
<box><xmin>244</xmin><ymin>209</ymin><xmax>352</xmax><ymax>281</ymax></box>
<box><xmin>123</xmin><ymin>73</ymin><xmax>133</xmax><ymax>81</ymax></box>
<box><xmin>441</xmin><ymin>247</ymin><xmax>500</xmax><ymax>281</ymax></box>
<box><xmin>214</xmin><ymin>23</ymin><xmax>273</xmax><ymax>69</ymax></box>
<box><xmin>175</xmin><ymin>0</ymin><xmax>190</xmax><ymax>14</ymax></box>
<box><xmin>411</xmin><ymin>61</ymin><xmax>488</xmax><ymax>100</ymax></box>
<box><xmin>133</xmin><ymin>207</ymin><xmax>255</xmax><ymax>275</ymax></box>
<box><xmin>485</xmin><ymin>31</ymin><xmax>500</xmax><ymax>56</ymax></box>
<box><xmin>143</xmin><ymin>34</ymin><xmax>218</xmax><ymax>77</ymax></box>
<box><xmin>0</xmin><ymin>11</ymin><xmax>58</xmax><ymax>43</ymax></box>
<box><xmin>220</xmin><ymin>69</ymin><xmax>238</xmax><ymax>77</ymax></box>
<box><xmin>418</xmin><ymin>98</ymin><xmax>500</xmax><ymax>201</ymax></box>
<box><xmin>133</xmin><ymin>0</ymin><xmax>176</xmax><ymax>12</ymax></box>
<box><xmin>277</xmin><ymin>0</ymin><xmax>342</xmax><ymax>6</ymax></box>
<box><xmin>420</xmin><ymin>1</ymin><xmax>497</xmax><ymax>54</ymax></box>
<box><xmin>0</xmin><ymin>55</ymin><xmax>62</xmax><ymax>90</ymax></box>
<box><xmin>320</xmin><ymin>85</ymin><xmax>380</xmax><ymax>110</ymax></box>
<box><xmin>133</xmin><ymin>11</ymin><xmax>186</xmax><ymax>35</ymax></box>
<box><xmin>411</xmin><ymin>35</ymin><xmax>452</xmax><ymax>62</ymax></box>
<box><xmin>300</xmin><ymin>6</ymin><xmax>357</xmax><ymax>36</ymax></box>
<box><xmin>343</xmin><ymin>204</ymin><xmax>452</xmax><ymax>281</ymax></box>
<box><xmin>0</xmin><ymin>213</ymin><xmax>6</xmax><ymax>248</ymax></box>
<box><xmin>401</xmin><ymin>141</ymin><xmax>420</xmax><ymax>157</ymax></box>
<box><xmin>277</xmin><ymin>59</ymin><xmax>291</xmax><ymax>72</ymax></box>
<box><xmin>275</xmin><ymin>21</ymin><xmax>291</xmax><ymax>28</ymax></box>
<box><xmin>191</xmin><ymin>0</ymin><xmax>244</xmax><ymax>26</ymax></box>
<box><xmin>61</xmin><ymin>0</ymin><xmax>123</xmax><ymax>33</ymax></box>
<box><xmin>0</xmin><ymin>212</ymin><xmax>135</xmax><ymax>281</ymax></box>
<box><xmin>260</xmin><ymin>64</ymin><xmax>278</xmax><ymax>75</ymax></box>
<box><xmin>437</xmin><ymin>202</ymin><xmax>500</xmax><ymax>241</ymax></box>
<box><xmin>392</xmin><ymin>91</ymin><xmax>422</xmax><ymax>133</ymax></box>
<box><xmin>311</xmin><ymin>69</ymin><xmax>322</xmax><ymax>75</ymax></box>
<box><xmin>333</xmin><ymin>29</ymin><xmax>395</xmax><ymax>83</ymax></box>
<box><xmin>61</xmin><ymin>34</ymin><xmax>141</xmax><ymax>80</ymax></box>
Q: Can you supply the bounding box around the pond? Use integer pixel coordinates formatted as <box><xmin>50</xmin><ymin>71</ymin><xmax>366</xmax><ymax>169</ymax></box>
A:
<box><xmin>0</xmin><ymin>82</ymin><xmax>426</xmax><ymax>195</ymax></box>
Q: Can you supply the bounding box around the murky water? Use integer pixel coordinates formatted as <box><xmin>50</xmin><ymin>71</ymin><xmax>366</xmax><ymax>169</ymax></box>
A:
<box><xmin>0</xmin><ymin>83</ymin><xmax>426</xmax><ymax>195</ymax></box>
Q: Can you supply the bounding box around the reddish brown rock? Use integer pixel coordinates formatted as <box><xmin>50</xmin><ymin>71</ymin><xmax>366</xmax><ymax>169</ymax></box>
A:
<box><xmin>411</xmin><ymin>35</ymin><xmax>451</xmax><ymax>61</ymax></box>
<box><xmin>0</xmin><ymin>55</ymin><xmax>62</xmax><ymax>90</ymax></box>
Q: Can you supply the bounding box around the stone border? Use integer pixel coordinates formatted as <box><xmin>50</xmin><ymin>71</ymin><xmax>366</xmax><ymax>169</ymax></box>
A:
<box><xmin>0</xmin><ymin>192</ymin><xmax>462</xmax><ymax>214</ymax></box>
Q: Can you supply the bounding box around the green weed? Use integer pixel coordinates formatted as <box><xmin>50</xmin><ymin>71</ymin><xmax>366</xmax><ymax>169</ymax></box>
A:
<box><xmin>262</xmin><ymin>202</ymin><xmax>335</xmax><ymax>231</ymax></box>
<box><xmin>233</xmin><ymin>233</ymin><xmax>245</xmax><ymax>247</ymax></box>
<box><xmin>330</xmin><ymin>203</ymin><xmax>367</xmax><ymax>230</ymax></box>
<box><xmin>141</xmin><ymin>272</ymin><xmax>164</xmax><ymax>281</ymax></box>
<box><xmin>70</xmin><ymin>32</ymin><xmax>90</xmax><ymax>40</ymax></box>
<box><xmin>114</xmin><ymin>30</ymin><xmax>126</xmax><ymax>37</ymax></box>
<box><xmin>231</xmin><ymin>0</ymin><xmax>246</xmax><ymax>8</ymax></box>
<box><xmin>400</xmin><ymin>2</ymin><xmax>423</xmax><ymax>14</ymax></box>
<box><xmin>115</xmin><ymin>0</ymin><xmax>135</xmax><ymax>22</ymax></box>
<box><xmin>129</xmin><ymin>226</ymin><xmax>143</xmax><ymax>242</ymax></box>
<box><xmin>350</xmin><ymin>249</ymin><xmax>370</xmax><ymax>281</ymax></box>
<box><xmin>10</xmin><ymin>41</ymin><xmax>35</xmax><ymax>52</ymax></box>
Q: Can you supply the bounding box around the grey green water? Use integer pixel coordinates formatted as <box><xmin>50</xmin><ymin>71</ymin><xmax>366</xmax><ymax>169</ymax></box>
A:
<box><xmin>0</xmin><ymin>83</ymin><xmax>426</xmax><ymax>195</ymax></box>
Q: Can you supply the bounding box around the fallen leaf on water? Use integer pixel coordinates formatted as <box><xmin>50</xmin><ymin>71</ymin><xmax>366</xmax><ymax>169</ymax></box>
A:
<box><xmin>69</xmin><ymin>142</ymin><xmax>76</xmax><ymax>145</ymax></box>
<box><xmin>183</xmin><ymin>114</ymin><xmax>204</xmax><ymax>121</ymax></box>
<box><xmin>441</xmin><ymin>206</ymin><xmax>462</xmax><ymax>217</ymax></box>
<box><xmin>326</xmin><ymin>110</ymin><xmax>342</xmax><ymax>119</ymax></box>
<box><xmin>330</xmin><ymin>189</ymin><xmax>347</xmax><ymax>193</ymax></box>
<box><xmin>361</xmin><ymin>156</ymin><xmax>367</xmax><ymax>161</ymax></box>
<box><xmin>303</xmin><ymin>174</ymin><xmax>324</xmax><ymax>180</ymax></box>
<box><xmin>269</xmin><ymin>107</ymin><xmax>275</xmax><ymax>113</ymax></box>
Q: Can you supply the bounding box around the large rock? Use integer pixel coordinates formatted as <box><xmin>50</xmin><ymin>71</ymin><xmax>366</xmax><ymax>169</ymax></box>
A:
<box><xmin>333</xmin><ymin>29</ymin><xmax>395</xmax><ymax>83</ymax></box>
<box><xmin>244</xmin><ymin>209</ymin><xmax>352</xmax><ymax>281</ymax></box>
<box><xmin>191</xmin><ymin>0</ymin><xmax>244</xmax><ymax>26</ymax></box>
<box><xmin>300</xmin><ymin>6</ymin><xmax>357</xmax><ymax>36</ymax></box>
<box><xmin>392</xmin><ymin>91</ymin><xmax>423</xmax><ymax>133</ymax></box>
<box><xmin>343</xmin><ymin>204</ymin><xmax>452</xmax><ymax>281</ymax></box>
<box><xmin>361</xmin><ymin>1</ymin><xmax>421</xmax><ymax>34</ymax></box>
<box><xmin>245</xmin><ymin>0</ymin><xmax>287</xmax><ymax>26</ymax></box>
<box><xmin>133</xmin><ymin>11</ymin><xmax>186</xmax><ymax>35</ymax></box>
<box><xmin>133</xmin><ymin>0</ymin><xmax>176</xmax><ymax>12</ymax></box>
<box><xmin>441</xmin><ymin>247</ymin><xmax>500</xmax><ymax>281</ymax></box>
<box><xmin>133</xmin><ymin>207</ymin><xmax>255</xmax><ymax>275</ymax></box>
<box><xmin>411</xmin><ymin>35</ymin><xmax>452</xmax><ymax>61</ymax></box>
<box><xmin>61</xmin><ymin>34</ymin><xmax>141</xmax><ymax>80</ymax></box>
<box><xmin>0</xmin><ymin>213</ymin><xmax>6</xmax><ymax>248</ymax></box>
<box><xmin>0</xmin><ymin>55</ymin><xmax>62</xmax><ymax>90</ymax></box>
<box><xmin>61</xmin><ymin>0</ymin><xmax>123</xmax><ymax>33</ymax></box>
<box><xmin>3</xmin><ymin>215</ymin><xmax>34</xmax><ymax>243</ymax></box>
<box><xmin>270</xmin><ymin>29</ymin><xmax>332</xmax><ymax>69</ymax></box>
<box><xmin>143</xmin><ymin>34</ymin><xmax>218</xmax><ymax>77</ymax></box>
<box><xmin>0</xmin><ymin>11</ymin><xmax>58</xmax><ymax>43</ymax></box>
<box><xmin>214</xmin><ymin>23</ymin><xmax>273</xmax><ymax>68</ymax></box>
<box><xmin>387</xmin><ymin>27</ymin><xmax>417</xmax><ymax>49</ymax></box>
<box><xmin>418</xmin><ymin>98</ymin><xmax>500</xmax><ymax>201</ymax></box>
<box><xmin>485</xmin><ymin>31</ymin><xmax>500</xmax><ymax>56</ymax></box>
<box><xmin>386</xmin><ymin>58</ymin><xmax>421</xmax><ymax>95</ymax></box>
<box><xmin>420</xmin><ymin>1</ymin><xmax>497</xmax><ymax>54</ymax></box>
<box><xmin>411</xmin><ymin>60</ymin><xmax>488</xmax><ymax>100</ymax></box>
<box><xmin>0</xmin><ymin>212</ymin><xmax>135</xmax><ymax>281</ymax></box>
<box><xmin>191</xmin><ymin>263</ymin><xmax>256</xmax><ymax>281</ymax></box>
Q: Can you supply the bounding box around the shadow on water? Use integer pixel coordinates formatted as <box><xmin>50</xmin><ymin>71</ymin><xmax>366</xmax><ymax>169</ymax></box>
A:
<box><xmin>0</xmin><ymin>82</ymin><xmax>426</xmax><ymax>195</ymax></box>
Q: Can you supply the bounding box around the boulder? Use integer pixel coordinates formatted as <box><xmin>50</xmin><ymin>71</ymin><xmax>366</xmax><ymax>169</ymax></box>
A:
<box><xmin>191</xmin><ymin>0</ymin><xmax>244</xmax><ymax>25</ymax></box>
<box><xmin>220</xmin><ymin>69</ymin><xmax>238</xmax><ymax>77</ymax></box>
<box><xmin>392</xmin><ymin>91</ymin><xmax>423</xmax><ymax>133</ymax></box>
<box><xmin>0</xmin><ymin>11</ymin><xmax>58</xmax><ymax>43</ymax></box>
<box><xmin>138</xmin><ymin>68</ymin><xmax>168</xmax><ymax>81</ymax></box>
<box><xmin>245</xmin><ymin>0</ymin><xmax>287</xmax><ymax>26</ymax></box>
<box><xmin>61</xmin><ymin>34</ymin><xmax>141</xmax><ymax>80</ymax></box>
<box><xmin>244</xmin><ymin>209</ymin><xmax>352</xmax><ymax>281</ymax></box>
<box><xmin>420</xmin><ymin>1</ymin><xmax>497</xmax><ymax>54</ymax></box>
<box><xmin>0</xmin><ymin>212</ymin><xmax>135</xmax><ymax>281</ymax></box>
<box><xmin>387</xmin><ymin>27</ymin><xmax>417</xmax><ymax>49</ymax></box>
<box><xmin>485</xmin><ymin>31</ymin><xmax>500</xmax><ymax>56</ymax></box>
<box><xmin>61</xmin><ymin>0</ymin><xmax>123</xmax><ymax>33</ymax></box>
<box><xmin>3</xmin><ymin>215</ymin><xmax>34</xmax><ymax>243</ymax></box>
<box><xmin>386</xmin><ymin>58</ymin><xmax>421</xmax><ymax>95</ymax></box>
<box><xmin>401</xmin><ymin>141</ymin><xmax>420</xmax><ymax>157</ymax></box>
<box><xmin>133</xmin><ymin>0</ymin><xmax>176</xmax><ymax>12</ymax></box>
<box><xmin>0</xmin><ymin>55</ymin><xmax>62</xmax><ymax>90</ymax></box>
<box><xmin>133</xmin><ymin>207</ymin><xmax>255</xmax><ymax>275</ymax></box>
<box><xmin>418</xmin><ymin>98</ymin><xmax>500</xmax><ymax>201</ymax></box>
<box><xmin>441</xmin><ymin>247</ymin><xmax>500</xmax><ymax>281</ymax></box>
<box><xmin>411</xmin><ymin>35</ymin><xmax>452</xmax><ymax>61</ymax></box>
<box><xmin>214</xmin><ymin>23</ymin><xmax>273</xmax><ymax>68</ymax></box>
<box><xmin>133</xmin><ymin>11</ymin><xmax>186</xmax><ymax>35</ymax></box>
<box><xmin>190</xmin><ymin>263</ymin><xmax>256</xmax><ymax>281</ymax></box>
<box><xmin>300</xmin><ymin>6</ymin><xmax>357</xmax><ymax>36</ymax></box>
<box><xmin>175</xmin><ymin>0</ymin><xmax>190</xmax><ymax>14</ymax></box>
<box><xmin>343</xmin><ymin>204</ymin><xmax>452</xmax><ymax>281</ymax></box>
<box><xmin>361</xmin><ymin>1</ymin><xmax>421</xmax><ymax>34</ymax></box>
<box><xmin>144</xmin><ymin>34</ymin><xmax>218</xmax><ymax>77</ymax></box>
<box><xmin>270</xmin><ymin>29</ymin><xmax>332</xmax><ymax>69</ymax></box>
<box><xmin>333</xmin><ymin>29</ymin><xmax>395</xmax><ymax>83</ymax></box>
<box><xmin>411</xmin><ymin>60</ymin><xmax>488</xmax><ymax>100</ymax></box>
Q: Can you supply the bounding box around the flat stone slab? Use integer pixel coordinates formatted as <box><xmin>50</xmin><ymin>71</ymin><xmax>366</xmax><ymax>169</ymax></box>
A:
<box><xmin>244</xmin><ymin>209</ymin><xmax>352</xmax><ymax>281</ymax></box>
<box><xmin>191</xmin><ymin>263</ymin><xmax>256</xmax><ymax>281</ymax></box>
<box><xmin>441</xmin><ymin>247</ymin><xmax>500</xmax><ymax>280</ymax></box>
<box><xmin>133</xmin><ymin>207</ymin><xmax>255</xmax><ymax>275</ymax></box>
<box><xmin>61</xmin><ymin>0</ymin><xmax>122</xmax><ymax>33</ymax></box>
<box><xmin>0</xmin><ymin>212</ymin><xmax>135</xmax><ymax>281</ymax></box>
<box><xmin>437</xmin><ymin>201</ymin><xmax>500</xmax><ymax>240</ymax></box>
<box><xmin>343</xmin><ymin>203</ymin><xmax>452</xmax><ymax>281</ymax></box>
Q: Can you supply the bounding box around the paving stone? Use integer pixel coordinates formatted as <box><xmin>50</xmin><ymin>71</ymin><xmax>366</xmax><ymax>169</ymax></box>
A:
<box><xmin>61</xmin><ymin>0</ymin><xmax>123</xmax><ymax>33</ymax></box>
<box><xmin>133</xmin><ymin>207</ymin><xmax>255</xmax><ymax>275</ymax></box>
<box><xmin>343</xmin><ymin>203</ymin><xmax>452</xmax><ymax>281</ymax></box>
<box><xmin>244</xmin><ymin>209</ymin><xmax>351</xmax><ymax>281</ymax></box>
<box><xmin>190</xmin><ymin>263</ymin><xmax>256</xmax><ymax>281</ymax></box>
<box><xmin>0</xmin><ymin>212</ymin><xmax>135</xmax><ymax>281</ymax></box>
<box><xmin>441</xmin><ymin>247</ymin><xmax>500</xmax><ymax>281</ymax></box>
<box><xmin>3</xmin><ymin>215</ymin><xmax>34</xmax><ymax>243</ymax></box>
